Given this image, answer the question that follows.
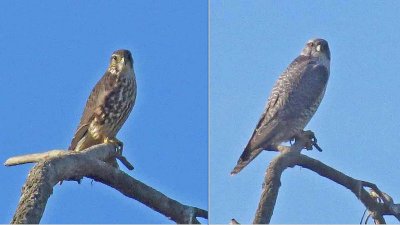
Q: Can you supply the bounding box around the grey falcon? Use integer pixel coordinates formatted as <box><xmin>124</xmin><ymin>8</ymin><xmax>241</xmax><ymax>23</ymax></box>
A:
<box><xmin>231</xmin><ymin>38</ymin><xmax>330</xmax><ymax>175</ymax></box>
<box><xmin>69</xmin><ymin>49</ymin><xmax>137</xmax><ymax>157</ymax></box>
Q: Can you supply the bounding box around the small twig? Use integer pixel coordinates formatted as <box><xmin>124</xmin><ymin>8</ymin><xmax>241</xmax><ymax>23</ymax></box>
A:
<box><xmin>116</xmin><ymin>155</ymin><xmax>134</xmax><ymax>170</ymax></box>
<box><xmin>312</xmin><ymin>142</ymin><xmax>323</xmax><ymax>152</ymax></box>
<box><xmin>360</xmin><ymin>208</ymin><xmax>368</xmax><ymax>224</ymax></box>
<box><xmin>365</xmin><ymin>214</ymin><xmax>371</xmax><ymax>224</ymax></box>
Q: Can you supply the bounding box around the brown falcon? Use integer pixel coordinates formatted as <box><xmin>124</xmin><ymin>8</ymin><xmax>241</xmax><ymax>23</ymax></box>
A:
<box><xmin>231</xmin><ymin>39</ymin><xmax>330</xmax><ymax>175</ymax></box>
<box><xmin>69</xmin><ymin>49</ymin><xmax>136</xmax><ymax>156</ymax></box>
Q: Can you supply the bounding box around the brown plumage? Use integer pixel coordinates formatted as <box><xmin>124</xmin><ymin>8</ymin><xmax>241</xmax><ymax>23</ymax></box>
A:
<box><xmin>69</xmin><ymin>49</ymin><xmax>136</xmax><ymax>155</ymax></box>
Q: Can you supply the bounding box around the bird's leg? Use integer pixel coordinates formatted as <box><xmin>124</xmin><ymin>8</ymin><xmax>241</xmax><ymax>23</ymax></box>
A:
<box><xmin>306</xmin><ymin>130</ymin><xmax>323</xmax><ymax>152</ymax></box>
<box><xmin>103</xmin><ymin>137</ymin><xmax>134</xmax><ymax>170</ymax></box>
<box><xmin>294</xmin><ymin>130</ymin><xmax>323</xmax><ymax>152</ymax></box>
<box><xmin>294</xmin><ymin>131</ymin><xmax>313</xmax><ymax>150</ymax></box>
<box><xmin>104</xmin><ymin>137</ymin><xmax>124</xmax><ymax>155</ymax></box>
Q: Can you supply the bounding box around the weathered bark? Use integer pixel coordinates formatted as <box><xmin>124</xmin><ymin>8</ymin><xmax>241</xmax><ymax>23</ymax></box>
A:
<box><xmin>252</xmin><ymin>141</ymin><xmax>304</xmax><ymax>224</ymax></box>
<box><xmin>5</xmin><ymin>144</ymin><xmax>208</xmax><ymax>224</ymax></box>
<box><xmin>253</xmin><ymin>132</ymin><xmax>399</xmax><ymax>224</ymax></box>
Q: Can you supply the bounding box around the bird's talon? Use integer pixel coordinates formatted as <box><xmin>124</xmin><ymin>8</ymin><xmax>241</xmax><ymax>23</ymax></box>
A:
<box><xmin>105</xmin><ymin>137</ymin><xmax>124</xmax><ymax>155</ymax></box>
<box><xmin>297</xmin><ymin>130</ymin><xmax>323</xmax><ymax>151</ymax></box>
<box><xmin>115</xmin><ymin>140</ymin><xmax>123</xmax><ymax>155</ymax></box>
<box><xmin>116</xmin><ymin>144</ymin><xmax>123</xmax><ymax>155</ymax></box>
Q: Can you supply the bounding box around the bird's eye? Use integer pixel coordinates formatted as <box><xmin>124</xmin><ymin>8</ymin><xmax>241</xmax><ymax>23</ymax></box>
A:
<box><xmin>316</xmin><ymin>44</ymin><xmax>321</xmax><ymax>52</ymax></box>
<box><xmin>112</xmin><ymin>55</ymin><xmax>118</xmax><ymax>61</ymax></box>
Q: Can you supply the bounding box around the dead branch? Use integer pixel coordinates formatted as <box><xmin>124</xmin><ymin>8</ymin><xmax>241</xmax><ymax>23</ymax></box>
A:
<box><xmin>4</xmin><ymin>144</ymin><xmax>134</xmax><ymax>171</ymax></box>
<box><xmin>5</xmin><ymin>144</ymin><xmax>208</xmax><ymax>224</ymax></box>
<box><xmin>253</xmin><ymin>131</ymin><xmax>399</xmax><ymax>224</ymax></box>
<box><xmin>5</xmin><ymin>150</ymin><xmax>67</xmax><ymax>166</ymax></box>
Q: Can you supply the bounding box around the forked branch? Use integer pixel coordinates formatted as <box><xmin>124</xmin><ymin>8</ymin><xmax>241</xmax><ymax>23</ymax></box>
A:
<box><xmin>5</xmin><ymin>144</ymin><xmax>207</xmax><ymax>224</ymax></box>
<box><xmin>253</xmin><ymin>131</ymin><xmax>400</xmax><ymax>224</ymax></box>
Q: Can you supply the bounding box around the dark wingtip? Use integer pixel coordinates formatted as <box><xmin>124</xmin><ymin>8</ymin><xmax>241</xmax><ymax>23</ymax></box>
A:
<box><xmin>230</xmin><ymin>160</ymin><xmax>244</xmax><ymax>176</ymax></box>
<box><xmin>231</xmin><ymin>147</ymin><xmax>264</xmax><ymax>176</ymax></box>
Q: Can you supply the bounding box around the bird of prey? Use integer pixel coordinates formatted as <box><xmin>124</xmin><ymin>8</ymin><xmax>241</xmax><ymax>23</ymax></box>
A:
<box><xmin>69</xmin><ymin>49</ymin><xmax>136</xmax><ymax>157</ymax></box>
<box><xmin>231</xmin><ymin>39</ymin><xmax>330</xmax><ymax>175</ymax></box>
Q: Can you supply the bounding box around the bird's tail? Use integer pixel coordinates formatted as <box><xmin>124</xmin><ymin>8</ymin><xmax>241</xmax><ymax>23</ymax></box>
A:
<box><xmin>69</xmin><ymin>124</ymin><xmax>90</xmax><ymax>151</ymax></box>
<box><xmin>231</xmin><ymin>145</ymin><xmax>263</xmax><ymax>175</ymax></box>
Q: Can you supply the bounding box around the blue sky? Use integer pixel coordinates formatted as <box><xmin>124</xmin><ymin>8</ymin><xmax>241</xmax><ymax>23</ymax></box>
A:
<box><xmin>210</xmin><ymin>1</ymin><xmax>400</xmax><ymax>224</ymax></box>
<box><xmin>0</xmin><ymin>1</ymin><xmax>207</xmax><ymax>223</ymax></box>
<box><xmin>2</xmin><ymin>1</ymin><xmax>400</xmax><ymax>224</ymax></box>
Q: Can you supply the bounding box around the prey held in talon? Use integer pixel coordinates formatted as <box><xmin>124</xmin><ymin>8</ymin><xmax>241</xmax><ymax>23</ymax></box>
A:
<box><xmin>231</xmin><ymin>38</ymin><xmax>330</xmax><ymax>175</ymax></box>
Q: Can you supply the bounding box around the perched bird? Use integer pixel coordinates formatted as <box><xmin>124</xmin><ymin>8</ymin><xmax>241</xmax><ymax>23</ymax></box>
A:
<box><xmin>69</xmin><ymin>49</ymin><xmax>136</xmax><ymax>157</ymax></box>
<box><xmin>231</xmin><ymin>39</ymin><xmax>330</xmax><ymax>175</ymax></box>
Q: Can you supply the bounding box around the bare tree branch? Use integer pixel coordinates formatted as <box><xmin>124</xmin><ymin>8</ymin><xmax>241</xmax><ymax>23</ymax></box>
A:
<box><xmin>5</xmin><ymin>150</ymin><xmax>66</xmax><ymax>166</ymax></box>
<box><xmin>252</xmin><ymin>141</ymin><xmax>304</xmax><ymax>224</ymax></box>
<box><xmin>5</xmin><ymin>144</ymin><xmax>208</xmax><ymax>224</ymax></box>
<box><xmin>253</xmin><ymin>131</ymin><xmax>399</xmax><ymax>224</ymax></box>
<box><xmin>5</xmin><ymin>145</ymin><xmax>134</xmax><ymax>171</ymax></box>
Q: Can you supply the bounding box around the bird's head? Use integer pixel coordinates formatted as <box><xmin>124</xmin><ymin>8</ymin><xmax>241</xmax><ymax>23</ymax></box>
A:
<box><xmin>109</xmin><ymin>49</ymin><xmax>134</xmax><ymax>74</ymax></box>
<box><xmin>301</xmin><ymin>39</ymin><xmax>330</xmax><ymax>61</ymax></box>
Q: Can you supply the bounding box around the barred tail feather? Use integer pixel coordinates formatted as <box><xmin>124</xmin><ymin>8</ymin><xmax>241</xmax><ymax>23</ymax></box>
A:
<box><xmin>231</xmin><ymin>146</ymin><xmax>263</xmax><ymax>175</ymax></box>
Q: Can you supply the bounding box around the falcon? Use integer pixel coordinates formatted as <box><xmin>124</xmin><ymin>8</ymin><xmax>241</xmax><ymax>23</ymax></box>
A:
<box><xmin>69</xmin><ymin>49</ymin><xmax>136</xmax><ymax>157</ymax></box>
<box><xmin>231</xmin><ymin>39</ymin><xmax>330</xmax><ymax>175</ymax></box>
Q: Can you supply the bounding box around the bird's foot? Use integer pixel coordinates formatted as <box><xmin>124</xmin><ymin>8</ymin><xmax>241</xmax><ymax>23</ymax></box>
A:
<box><xmin>105</xmin><ymin>137</ymin><xmax>124</xmax><ymax>155</ymax></box>
<box><xmin>295</xmin><ymin>130</ymin><xmax>323</xmax><ymax>152</ymax></box>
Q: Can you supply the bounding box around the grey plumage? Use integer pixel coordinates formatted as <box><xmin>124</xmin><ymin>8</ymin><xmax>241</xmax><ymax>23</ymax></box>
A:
<box><xmin>231</xmin><ymin>39</ymin><xmax>330</xmax><ymax>175</ymax></box>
